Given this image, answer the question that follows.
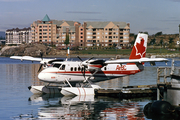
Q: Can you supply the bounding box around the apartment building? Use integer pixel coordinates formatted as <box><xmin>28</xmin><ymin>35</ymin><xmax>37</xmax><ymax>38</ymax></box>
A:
<box><xmin>31</xmin><ymin>15</ymin><xmax>130</xmax><ymax>48</ymax></box>
<box><xmin>79</xmin><ymin>22</ymin><xmax>130</xmax><ymax>48</ymax></box>
<box><xmin>6</xmin><ymin>14</ymin><xmax>130</xmax><ymax>48</ymax></box>
<box><xmin>6</xmin><ymin>27</ymin><xmax>31</xmax><ymax>44</ymax></box>
<box><xmin>31</xmin><ymin>14</ymin><xmax>80</xmax><ymax>48</ymax></box>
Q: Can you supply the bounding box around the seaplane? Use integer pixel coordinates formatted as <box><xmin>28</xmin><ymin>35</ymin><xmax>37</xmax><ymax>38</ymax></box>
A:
<box><xmin>10</xmin><ymin>33</ymin><xmax>168</xmax><ymax>96</ymax></box>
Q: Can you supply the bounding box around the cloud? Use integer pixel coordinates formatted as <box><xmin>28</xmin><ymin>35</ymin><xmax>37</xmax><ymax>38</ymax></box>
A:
<box><xmin>158</xmin><ymin>17</ymin><xmax>180</xmax><ymax>23</ymax></box>
<box><xmin>0</xmin><ymin>0</ymin><xmax>30</xmax><ymax>2</ymax></box>
<box><xmin>79</xmin><ymin>18</ymin><xmax>106</xmax><ymax>21</ymax></box>
<box><xmin>169</xmin><ymin>0</ymin><xmax>180</xmax><ymax>2</ymax></box>
<box><xmin>66</xmin><ymin>11</ymin><xmax>101</xmax><ymax>14</ymax></box>
<box><xmin>0</xmin><ymin>23</ymin><xmax>31</xmax><ymax>31</ymax></box>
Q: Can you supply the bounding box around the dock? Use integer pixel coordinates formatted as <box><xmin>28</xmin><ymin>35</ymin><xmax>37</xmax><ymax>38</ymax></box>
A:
<box><xmin>95</xmin><ymin>66</ymin><xmax>172</xmax><ymax>99</ymax></box>
<box><xmin>95</xmin><ymin>84</ymin><xmax>162</xmax><ymax>98</ymax></box>
<box><xmin>95</xmin><ymin>59</ymin><xmax>180</xmax><ymax>103</ymax></box>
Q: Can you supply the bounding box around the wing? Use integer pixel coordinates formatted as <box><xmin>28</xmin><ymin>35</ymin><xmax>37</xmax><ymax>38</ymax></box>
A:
<box><xmin>105</xmin><ymin>57</ymin><xmax>168</xmax><ymax>65</ymax></box>
<box><xmin>10</xmin><ymin>56</ymin><xmax>54</xmax><ymax>63</ymax></box>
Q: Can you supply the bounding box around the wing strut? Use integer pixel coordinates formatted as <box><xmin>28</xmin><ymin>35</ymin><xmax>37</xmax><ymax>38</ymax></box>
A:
<box><xmin>84</xmin><ymin>69</ymin><xmax>99</xmax><ymax>82</ymax></box>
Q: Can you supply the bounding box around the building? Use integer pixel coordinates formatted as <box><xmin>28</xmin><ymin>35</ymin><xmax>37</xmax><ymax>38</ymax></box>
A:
<box><xmin>79</xmin><ymin>21</ymin><xmax>130</xmax><ymax>48</ymax></box>
<box><xmin>31</xmin><ymin>14</ymin><xmax>80</xmax><ymax>48</ymax></box>
<box><xmin>31</xmin><ymin>14</ymin><xmax>130</xmax><ymax>48</ymax></box>
<box><xmin>6</xmin><ymin>14</ymin><xmax>130</xmax><ymax>48</ymax></box>
<box><xmin>6</xmin><ymin>27</ymin><xmax>31</xmax><ymax>44</ymax></box>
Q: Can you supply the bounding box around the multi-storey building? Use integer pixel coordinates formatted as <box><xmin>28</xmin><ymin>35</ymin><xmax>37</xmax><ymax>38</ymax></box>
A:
<box><xmin>31</xmin><ymin>14</ymin><xmax>80</xmax><ymax>47</ymax></box>
<box><xmin>6</xmin><ymin>27</ymin><xmax>31</xmax><ymax>44</ymax></box>
<box><xmin>6</xmin><ymin>14</ymin><xmax>130</xmax><ymax>48</ymax></box>
<box><xmin>31</xmin><ymin>14</ymin><xmax>130</xmax><ymax>48</ymax></box>
<box><xmin>79</xmin><ymin>22</ymin><xmax>130</xmax><ymax>48</ymax></box>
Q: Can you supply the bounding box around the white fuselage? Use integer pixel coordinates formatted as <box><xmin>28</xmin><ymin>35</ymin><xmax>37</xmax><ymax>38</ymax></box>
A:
<box><xmin>38</xmin><ymin>61</ymin><xmax>144</xmax><ymax>83</ymax></box>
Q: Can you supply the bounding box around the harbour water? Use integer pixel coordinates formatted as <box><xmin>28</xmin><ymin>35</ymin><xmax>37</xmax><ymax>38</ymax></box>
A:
<box><xmin>0</xmin><ymin>57</ymin><xmax>175</xmax><ymax>119</ymax></box>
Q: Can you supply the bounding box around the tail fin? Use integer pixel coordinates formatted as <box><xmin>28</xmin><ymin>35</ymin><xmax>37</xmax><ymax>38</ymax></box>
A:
<box><xmin>129</xmin><ymin>33</ymin><xmax>148</xmax><ymax>59</ymax></box>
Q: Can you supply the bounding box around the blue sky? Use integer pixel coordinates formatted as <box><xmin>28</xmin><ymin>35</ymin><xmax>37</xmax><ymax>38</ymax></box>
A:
<box><xmin>1</xmin><ymin>0</ymin><xmax>180</xmax><ymax>35</ymax></box>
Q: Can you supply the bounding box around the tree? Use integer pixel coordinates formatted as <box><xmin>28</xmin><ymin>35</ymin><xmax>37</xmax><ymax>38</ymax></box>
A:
<box><xmin>168</xmin><ymin>37</ymin><xmax>175</xmax><ymax>49</ymax></box>
<box><xmin>150</xmin><ymin>38</ymin><xmax>156</xmax><ymax>45</ymax></box>
<box><xmin>155</xmin><ymin>31</ymin><xmax>162</xmax><ymax>36</ymax></box>
<box><xmin>160</xmin><ymin>39</ymin><xmax>163</xmax><ymax>47</ymax></box>
<box><xmin>169</xmin><ymin>37</ymin><xmax>174</xmax><ymax>44</ymax></box>
<box><xmin>64</xmin><ymin>34</ymin><xmax>69</xmax><ymax>49</ymax></box>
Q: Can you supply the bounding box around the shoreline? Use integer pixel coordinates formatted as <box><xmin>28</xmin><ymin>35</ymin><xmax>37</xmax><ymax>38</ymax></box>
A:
<box><xmin>0</xmin><ymin>53</ymin><xmax>180</xmax><ymax>58</ymax></box>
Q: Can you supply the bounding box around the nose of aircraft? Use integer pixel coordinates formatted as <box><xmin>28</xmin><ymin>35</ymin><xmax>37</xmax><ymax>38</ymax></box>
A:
<box><xmin>38</xmin><ymin>72</ymin><xmax>45</xmax><ymax>80</ymax></box>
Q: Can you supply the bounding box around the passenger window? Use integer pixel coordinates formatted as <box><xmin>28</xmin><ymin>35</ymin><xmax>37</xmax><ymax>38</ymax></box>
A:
<box><xmin>104</xmin><ymin>67</ymin><xmax>106</xmax><ymax>71</ymax></box>
<box><xmin>78</xmin><ymin>67</ymin><xmax>80</xmax><ymax>71</ymax></box>
<box><xmin>71</xmin><ymin>67</ymin><xmax>73</xmax><ymax>71</ymax></box>
<box><xmin>74</xmin><ymin>67</ymin><xmax>77</xmax><ymax>71</ymax></box>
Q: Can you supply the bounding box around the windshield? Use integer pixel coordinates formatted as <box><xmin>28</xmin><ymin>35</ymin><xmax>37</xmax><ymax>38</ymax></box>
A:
<box><xmin>52</xmin><ymin>63</ymin><xmax>61</xmax><ymax>68</ymax></box>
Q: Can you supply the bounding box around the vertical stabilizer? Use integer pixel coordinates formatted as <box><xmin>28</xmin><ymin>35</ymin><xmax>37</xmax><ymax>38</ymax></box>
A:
<box><xmin>129</xmin><ymin>33</ymin><xmax>148</xmax><ymax>59</ymax></box>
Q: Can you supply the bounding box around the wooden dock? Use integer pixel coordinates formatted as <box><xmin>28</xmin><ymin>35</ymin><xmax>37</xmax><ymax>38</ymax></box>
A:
<box><xmin>95</xmin><ymin>84</ymin><xmax>163</xmax><ymax>98</ymax></box>
<box><xmin>95</xmin><ymin>62</ymin><xmax>175</xmax><ymax>99</ymax></box>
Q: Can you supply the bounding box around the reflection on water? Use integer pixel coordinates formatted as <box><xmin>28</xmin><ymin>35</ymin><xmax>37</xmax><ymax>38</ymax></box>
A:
<box><xmin>0</xmin><ymin>57</ymin><xmax>174</xmax><ymax>119</ymax></box>
<box><xmin>26</xmin><ymin>94</ymin><xmax>147</xmax><ymax>119</ymax></box>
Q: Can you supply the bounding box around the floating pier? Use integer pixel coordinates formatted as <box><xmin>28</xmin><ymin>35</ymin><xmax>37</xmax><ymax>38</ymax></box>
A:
<box><xmin>95</xmin><ymin>84</ymin><xmax>161</xmax><ymax>98</ymax></box>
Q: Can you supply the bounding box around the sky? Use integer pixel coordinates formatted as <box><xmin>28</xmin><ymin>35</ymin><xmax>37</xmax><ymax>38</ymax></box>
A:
<box><xmin>1</xmin><ymin>0</ymin><xmax>180</xmax><ymax>35</ymax></box>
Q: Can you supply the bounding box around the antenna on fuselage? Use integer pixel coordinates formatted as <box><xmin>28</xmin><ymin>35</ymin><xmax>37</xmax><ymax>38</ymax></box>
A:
<box><xmin>66</xmin><ymin>47</ymin><xmax>70</xmax><ymax>61</ymax></box>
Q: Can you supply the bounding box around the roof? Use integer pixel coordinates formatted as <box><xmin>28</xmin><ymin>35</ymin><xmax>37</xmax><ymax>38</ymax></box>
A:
<box><xmin>62</xmin><ymin>26</ymin><xmax>75</xmax><ymax>32</ymax></box>
<box><xmin>6</xmin><ymin>27</ymin><xmax>31</xmax><ymax>32</ymax></box>
<box><xmin>86</xmin><ymin>21</ymin><xmax>127</xmax><ymax>29</ymax></box>
<box><xmin>42</xmin><ymin>14</ymin><xmax>51</xmax><ymax>22</ymax></box>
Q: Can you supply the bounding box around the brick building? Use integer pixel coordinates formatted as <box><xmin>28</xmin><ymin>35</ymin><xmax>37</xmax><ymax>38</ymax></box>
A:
<box><xmin>31</xmin><ymin>14</ymin><xmax>130</xmax><ymax>48</ymax></box>
<box><xmin>6</xmin><ymin>14</ymin><xmax>130</xmax><ymax>48</ymax></box>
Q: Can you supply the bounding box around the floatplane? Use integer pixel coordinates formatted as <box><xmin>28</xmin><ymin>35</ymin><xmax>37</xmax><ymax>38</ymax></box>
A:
<box><xmin>10</xmin><ymin>33</ymin><xmax>168</xmax><ymax>96</ymax></box>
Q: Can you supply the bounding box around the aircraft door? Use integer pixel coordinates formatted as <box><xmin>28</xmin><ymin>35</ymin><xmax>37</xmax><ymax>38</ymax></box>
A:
<box><xmin>57</xmin><ymin>64</ymin><xmax>66</xmax><ymax>81</ymax></box>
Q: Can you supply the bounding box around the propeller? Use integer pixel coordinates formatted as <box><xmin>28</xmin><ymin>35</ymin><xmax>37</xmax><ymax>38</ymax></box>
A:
<box><xmin>77</xmin><ymin>56</ymin><xmax>83</xmax><ymax>62</ymax></box>
<box><xmin>37</xmin><ymin>51</ymin><xmax>44</xmax><ymax>73</ymax></box>
<box><xmin>77</xmin><ymin>56</ymin><xmax>94</xmax><ymax>80</ymax></box>
<box><xmin>40</xmin><ymin>51</ymin><xmax>43</xmax><ymax>60</ymax></box>
<box><xmin>38</xmin><ymin>64</ymin><xmax>43</xmax><ymax>73</ymax></box>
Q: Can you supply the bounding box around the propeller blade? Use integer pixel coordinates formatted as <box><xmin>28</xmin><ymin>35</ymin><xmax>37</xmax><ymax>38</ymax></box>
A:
<box><xmin>77</xmin><ymin>56</ymin><xmax>83</xmax><ymax>61</ymax></box>
<box><xmin>40</xmin><ymin>51</ymin><xmax>43</xmax><ymax>60</ymax></box>
<box><xmin>88</xmin><ymin>57</ymin><xmax>94</xmax><ymax>61</ymax></box>
<box><xmin>38</xmin><ymin>64</ymin><xmax>43</xmax><ymax>73</ymax></box>
<box><xmin>83</xmin><ymin>67</ymin><xmax>86</xmax><ymax>79</ymax></box>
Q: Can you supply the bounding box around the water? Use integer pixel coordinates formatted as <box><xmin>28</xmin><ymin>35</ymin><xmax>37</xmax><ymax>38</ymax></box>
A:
<box><xmin>0</xmin><ymin>57</ymin><xmax>175</xmax><ymax>119</ymax></box>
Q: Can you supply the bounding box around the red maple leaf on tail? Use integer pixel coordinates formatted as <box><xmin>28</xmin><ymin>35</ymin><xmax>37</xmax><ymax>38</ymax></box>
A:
<box><xmin>135</xmin><ymin>37</ymin><xmax>146</xmax><ymax>58</ymax></box>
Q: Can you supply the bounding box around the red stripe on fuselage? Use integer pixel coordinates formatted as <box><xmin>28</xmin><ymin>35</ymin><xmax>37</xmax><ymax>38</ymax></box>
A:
<box><xmin>43</xmin><ymin>70</ymin><xmax>141</xmax><ymax>75</ymax></box>
<box><xmin>88</xmin><ymin>64</ymin><xmax>103</xmax><ymax>68</ymax></box>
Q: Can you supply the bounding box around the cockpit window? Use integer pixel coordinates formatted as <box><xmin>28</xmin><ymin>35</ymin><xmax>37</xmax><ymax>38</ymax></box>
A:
<box><xmin>60</xmin><ymin>64</ymin><xmax>66</xmax><ymax>70</ymax></box>
<box><xmin>53</xmin><ymin>64</ymin><xmax>61</xmax><ymax>68</ymax></box>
